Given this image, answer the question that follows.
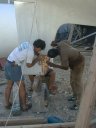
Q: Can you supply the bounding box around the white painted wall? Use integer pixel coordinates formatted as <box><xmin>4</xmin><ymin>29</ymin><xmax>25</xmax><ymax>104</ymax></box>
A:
<box><xmin>14</xmin><ymin>0</ymin><xmax>96</xmax><ymax>54</ymax></box>
<box><xmin>0</xmin><ymin>0</ymin><xmax>96</xmax><ymax>58</ymax></box>
<box><xmin>14</xmin><ymin>0</ymin><xmax>96</xmax><ymax>75</ymax></box>
<box><xmin>0</xmin><ymin>4</ymin><xmax>18</xmax><ymax>57</ymax></box>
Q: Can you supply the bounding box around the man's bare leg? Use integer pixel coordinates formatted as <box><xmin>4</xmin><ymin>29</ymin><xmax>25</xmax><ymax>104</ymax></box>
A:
<box><xmin>48</xmin><ymin>70</ymin><xmax>57</xmax><ymax>94</ymax></box>
<box><xmin>28</xmin><ymin>75</ymin><xmax>35</xmax><ymax>91</ymax></box>
<box><xmin>5</xmin><ymin>80</ymin><xmax>13</xmax><ymax>108</ymax></box>
<box><xmin>17</xmin><ymin>81</ymin><xmax>27</xmax><ymax>110</ymax></box>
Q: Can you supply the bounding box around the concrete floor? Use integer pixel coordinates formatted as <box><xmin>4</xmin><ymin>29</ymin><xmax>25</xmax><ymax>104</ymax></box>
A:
<box><xmin>0</xmin><ymin>50</ymin><xmax>95</xmax><ymax>125</ymax></box>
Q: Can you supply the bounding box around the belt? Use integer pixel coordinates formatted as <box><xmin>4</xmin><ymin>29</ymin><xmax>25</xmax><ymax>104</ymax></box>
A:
<box><xmin>7</xmin><ymin>60</ymin><xmax>15</xmax><ymax>65</ymax></box>
<box><xmin>7</xmin><ymin>60</ymin><xmax>14</xmax><ymax>63</ymax></box>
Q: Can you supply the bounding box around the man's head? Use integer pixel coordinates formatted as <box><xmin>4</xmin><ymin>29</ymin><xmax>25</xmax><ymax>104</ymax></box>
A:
<box><xmin>47</xmin><ymin>48</ymin><xmax>59</xmax><ymax>58</ymax></box>
<box><xmin>33</xmin><ymin>39</ymin><xmax>46</xmax><ymax>54</ymax></box>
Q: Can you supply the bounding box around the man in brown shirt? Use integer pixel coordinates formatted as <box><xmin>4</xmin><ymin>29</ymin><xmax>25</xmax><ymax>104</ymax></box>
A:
<box><xmin>47</xmin><ymin>40</ymin><xmax>85</xmax><ymax>109</ymax></box>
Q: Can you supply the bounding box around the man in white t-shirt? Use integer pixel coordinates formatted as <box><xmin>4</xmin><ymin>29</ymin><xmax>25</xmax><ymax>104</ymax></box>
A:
<box><xmin>4</xmin><ymin>39</ymin><xmax>46</xmax><ymax>111</ymax></box>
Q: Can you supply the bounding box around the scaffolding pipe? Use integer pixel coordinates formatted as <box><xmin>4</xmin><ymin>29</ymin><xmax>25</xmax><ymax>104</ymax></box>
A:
<box><xmin>72</xmin><ymin>31</ymin><xmax>96</xmax><ymax>44</ymax></box>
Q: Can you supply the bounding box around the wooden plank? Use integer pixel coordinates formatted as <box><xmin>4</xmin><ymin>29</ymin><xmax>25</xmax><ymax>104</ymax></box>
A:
<box><xmin>0</xmin><ymin>117</ymin><xmax>46</xmax><ymax>126</ymax></box>
<box><xmin>1</xmin><ymin>119</ymin><xmax>96</xmax><ymax>128</ymax></box>
<box><xmin>1</xmin><ymin>118</ymin><xmax>96</xmax><ymax>128</ymax></box>
<box><xmin>0</xmin><ymin>122</ymin><xmax>75</xmax><ymax>128</ymax></box>
<box><xmin>75</xmin><ymin>37</ymin><xmax>96</xmax><ymax>128</ymax></box>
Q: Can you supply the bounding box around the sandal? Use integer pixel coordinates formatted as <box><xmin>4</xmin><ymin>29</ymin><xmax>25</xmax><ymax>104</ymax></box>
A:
<box><xmin>5</xmin><ymin>102</ymin><xmax>12</xmax><ymax>109</ymax></box>
<box><xmin>26</xmin><ymin>95</ymin><xmax>32</xmax><ymax>108</ymax></box>
<box><xmin>27</xmin><ymin>103</ymin><xmax>32</xmax><ymax>109</ymax></box>
<box><xmin>28</xmin><ymin>87</ymin><xmax>33</xmax><ymax>92</ymax></box>
<box><xmin>49</xmin><ymin>86</ymin><xmax>57</xmax><ymax>95</ymax></box>
<box><xmin>21</xmin><ymin>106</ymin><xmax>28</xmax><ymax>111</ymax></box>
<box><xmin>44</xmin><ymin>100</ymin><xmax>48</xmax><ymax>107</ymax></box>
<box><xmin>21</xmin><ymin>103</ymin><xmax>32</xmax><ymax>111</ymax></box>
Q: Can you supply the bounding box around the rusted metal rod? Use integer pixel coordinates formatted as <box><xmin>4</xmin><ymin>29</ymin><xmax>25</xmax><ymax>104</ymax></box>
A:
<box><xmin>72</xmin><ymin>31</ymin><xmax>96</xmax><ymax>44</ymax></box>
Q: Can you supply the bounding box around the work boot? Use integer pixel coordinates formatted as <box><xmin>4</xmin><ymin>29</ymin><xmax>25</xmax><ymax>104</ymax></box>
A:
<box><xmin>68</xmin><ymin>95</ymin><xmax>77</xmax><ymax>101</ymax></box>
<box><xmin>69</xmin><ymin>103</ymin><xmax>79</xmax><ymax>110</ymax></box>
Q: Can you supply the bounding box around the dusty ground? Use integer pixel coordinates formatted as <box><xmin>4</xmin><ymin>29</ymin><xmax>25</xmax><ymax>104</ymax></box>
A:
<box><xmin>0</xmin><ymin>49</ymin><xmax>95</xmax><ymax>123</ymax></box>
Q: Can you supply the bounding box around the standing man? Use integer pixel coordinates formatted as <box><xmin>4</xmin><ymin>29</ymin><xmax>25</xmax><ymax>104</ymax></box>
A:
<box><xmin>4</xmin><ymin>39</ymin><xmax>46</xmax><ymax>111</ymax></box>
<box><xmin>47</xmin><ymin>40</ymin><xmax>85</xmax><ymax>109</ymax></box>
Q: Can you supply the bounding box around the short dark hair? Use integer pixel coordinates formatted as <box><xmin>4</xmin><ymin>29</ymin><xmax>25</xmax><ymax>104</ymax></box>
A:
<box><xmin>47</xmin><ymin>48</ymin><xmax>59</xmax><ymax>58</ymax></box>
<box><xmin>33</xmin><ymin>39</ymin><xmax>46</xmax><ymax>50</ymax></box>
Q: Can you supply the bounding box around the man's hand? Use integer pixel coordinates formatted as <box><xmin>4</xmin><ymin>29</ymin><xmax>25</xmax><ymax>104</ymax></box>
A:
<box><xmin>59</xmin><ymin>65</ymin><xmax>68</xmax><ymax>70</ymax></box>
<box><xmin>46</xmin><ymin>61</ymin><xmax>68</xmax><ymax>70</ymax></box>
<box><xmin>46</xmin><ymin>61</ymin><xmax>60</xmax><ymax>68</ymax></box>
<box><xmin>46</xmin><ymin>61</ymin><xmax>53</xmax><ymax>66</ymax></box>
<box><xmin>26</xmin><ymin>56</ymin><xmax>40</xmax><ymax>67</ymax></box>
<box><xmin>51</xmin><ymin>41</ymin><xmax>58</xmax><ymax>47</ymax></box>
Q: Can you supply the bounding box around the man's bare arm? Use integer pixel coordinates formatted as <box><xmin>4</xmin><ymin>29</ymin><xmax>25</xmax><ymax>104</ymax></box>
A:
<box><xmin>26</xmin><ymin>57</ymin><xmax>39</xmax><ymax>67</ymax></box>
<box><xmin>47</xmin><ymin>61</ymin><xmax>68</xmax><ymax>70</ymax></box>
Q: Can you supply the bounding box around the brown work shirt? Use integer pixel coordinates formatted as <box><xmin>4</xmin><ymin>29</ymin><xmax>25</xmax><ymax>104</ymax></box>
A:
<box><xmin>57</xmin><ymin>40</ymin><xmax>84</xmax><ymax>69</ymax></box>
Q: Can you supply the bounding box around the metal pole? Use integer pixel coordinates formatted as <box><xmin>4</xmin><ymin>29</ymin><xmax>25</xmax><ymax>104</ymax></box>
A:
<box><xmin>68</xmin><ymin>24</ymin><xmax>74</xmax><ymax>43</ymax></box>
<box><xmin>72</xmin><ymin>31</ymin><xmax>96</xmax><ymax>44</ymax></box>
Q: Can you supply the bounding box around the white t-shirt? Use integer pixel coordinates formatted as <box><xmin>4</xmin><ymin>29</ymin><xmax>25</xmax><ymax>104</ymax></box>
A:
<box><xmin>7</xmin><ymin>42</ymin><xmax>34</xmax><ymax>65</ymax></box>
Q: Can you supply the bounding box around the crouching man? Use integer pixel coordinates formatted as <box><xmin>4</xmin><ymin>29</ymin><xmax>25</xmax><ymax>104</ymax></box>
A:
<box><xmin>47</xmin><ymin>40</ymin><xmax>85</xmax><ymax>110</ymax></box>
